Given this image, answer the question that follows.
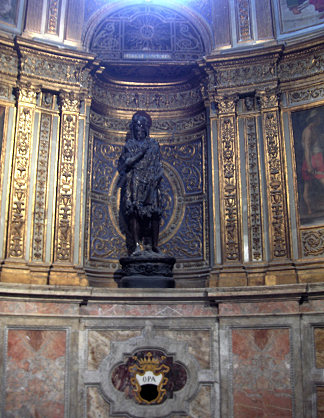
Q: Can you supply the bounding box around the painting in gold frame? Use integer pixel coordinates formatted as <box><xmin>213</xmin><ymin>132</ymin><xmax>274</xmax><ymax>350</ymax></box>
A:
<box><xmin>292</xmin><ymin>105</ymin><xmax>324</xmax><ymax>226</ymax></box>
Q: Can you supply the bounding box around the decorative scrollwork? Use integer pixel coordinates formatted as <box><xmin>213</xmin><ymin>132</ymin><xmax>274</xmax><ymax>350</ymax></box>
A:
<box><xmin>260</xmin><ymin>95</ymin><xmax>288</xmax><ymax>259</ymax></box>
<box><xmin>222</xmin><ymin>118</ymin><xmax>240</xmax><ymax>261</ymax></box>
<box><xmin>161</xmin><ymin>203</ymin><xmax>203</xmax><ymax>259</ymax></box>
<box><xmin>7</xmin><ymin>85</ymin><xmax>37</xmax><ymax>258</ymax></box>
<box><xmin>279</xmin><ymin>51</ymin><xmax>324</xmax><ymax>81</ymax></box>
<box><xmin>47</xmin><ymin>0</ymin><xmax>60</xmax><ymax>34</ymax></box>
<box><xmin>90</xmin><ymin>200</ymin><xmax>126</xmax><ymax>260</ymax></box>
<box><xmin>236</xmin><ymin>0</ymin><xmax>252</xmax><ymax>42</ymax></box>
<box><xmin>92</xmin><ymin>81</ymin><xmax>202</xmax><ymax>111</ymax></box>
<box><xmin>54</xmin><ymin>94</ymin><xmax>80</xmax><ymax>262</ymax></box>
<box><xmin>32</xmin><ymin>113</ymin><xmax>52</xmax><ymax>261</ymax></box>
<box><xmin>90</xmin><ymin>5</ymin><xmax>205</xmax><ymax>62</ymax></box>
<box><xmin>288</xmin><ymin>86</ymin><xmax>324</xmax><ymax>105</ymax></box>
<box><xmin>245</xmin><ymin>117</ymin><xmax>263</xmax><ymax>261</ymax></box>
<box><xmin>161</xmin><ymin>139</ymin><xmax>203</xmax><ymax>194</ymax></box>
<box><xmin>215</xmin><ymin>95</ymin><xmax>238</xmax><ymax>115</ymax></box>
<box><xmin>302</xmin><ymin>229</ymin><xmax>324</xmax><ymax>257</ymax></box>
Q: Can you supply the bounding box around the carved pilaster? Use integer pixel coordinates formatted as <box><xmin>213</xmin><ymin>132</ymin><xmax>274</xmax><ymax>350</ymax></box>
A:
<box><xmin>31</xmin><ymin>109</ymin><xmax>53</xmax><ymax>262</ymax></box>
<box><xmin>216</xmin><ymin>95</ymin><xmax>241</xmax><ymax>263</ymax></box>
<box><xmin>53</xmin><ymin>91</ymin><xmax>80</xmax><ymax>264</ymax></box>
<box><xmin>245</xmin><ymin>116</ymin><xmax>263</xmax><ymax>261</ymax></box>
<box><xmin>257</xmin><ymin>89</ymin><xmax>289</xmax><ymax>260</ymax></box>
<box><xmin>6</xmin><ymin>84</ymin><xmax>38</xmax><ymax>259</ymax></box>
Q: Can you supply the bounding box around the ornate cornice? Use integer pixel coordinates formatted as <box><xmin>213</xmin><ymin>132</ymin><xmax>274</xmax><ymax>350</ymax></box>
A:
<box><xmin>14</xmin><ymin>37</ymin><xmax>99</xmax><ymax>92</ymax></box>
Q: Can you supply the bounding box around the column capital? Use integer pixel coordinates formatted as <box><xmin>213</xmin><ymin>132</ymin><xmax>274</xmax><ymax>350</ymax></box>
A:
<box><xmin>256</xmin><ymin>88</ymin><xmax>280</xmax><ymax>110</ymax></box>
<box><xmin>214</xmin><ymin>94</ymin><xmax>239</xmax><ymax>115</ymax></box>
<box><xmin>59</xmin><ymin>91</ymin><xmax>82</xmax><ymax>113</ymax></box>
<box><xmin>16</xmin><ymin>82</ymin><xmax>40</xmax><ymax>105</ymax></box>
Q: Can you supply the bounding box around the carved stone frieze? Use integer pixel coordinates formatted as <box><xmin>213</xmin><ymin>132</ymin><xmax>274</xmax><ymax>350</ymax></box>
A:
<box><xmin>245</xmin><ymin>117</ymin><xmax>263</xmax><ymax>261</ymax></box>
<box><xmin>259</xmin><ymin>93</ymin><xmax>288</xmax><ymax>259</ymax></box>
<box><xmin>302</xmin><ymin>228</ymin><xmax>324</xmax><ymax>257</ymax></box>
<box><xmin>54</xmin><ymin>94</ymin><xmax>80</xmax><ymax>262</ymax></box>
<box><xmin>209</xmin><ymin>60</ymin><xmax>277</xmax><ymax>90</ymax></box>
<box><xmin>16</xmin><ymin>41</ymin><xmax>95</xmax><ymax>92</ymax></box>
<box><xmin>90</xmin><ymin>110</ymin><xmax>206</xmax><ymax>134</ymax></box>
<box><xmin>287</xmin><ymin>85</ymin><xmax>324</xmax><ymax>105</ymax></box>
<box><xmin>32</xmin><ymin>113</ymin><xmax>52</xmax><ymax>261</ymax></box>
<box><xmin>92</xmin><ymin>81</ymin><xmax>203</xmax><ymax>111</ymax></box>
<box><xmin>279</xmin><ymin>50</ymin><xmax>324</xmax><ymax>81</ymax></box>
<box><xmin>0</xmin><ymin>44</ymin><xmax>18</xmax><ymax>78</ymax></box>
<box><xmin>7</xmin><ymin>85</ymin><xmax>38</xmax><ymax>258</ymax></box>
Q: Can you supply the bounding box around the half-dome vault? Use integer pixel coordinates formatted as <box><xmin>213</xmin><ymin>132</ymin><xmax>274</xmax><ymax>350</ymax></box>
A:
<box><xmin>86</xmin><ymin>4</ymin><xmax>210</xmax><ymax>63</ymax></box>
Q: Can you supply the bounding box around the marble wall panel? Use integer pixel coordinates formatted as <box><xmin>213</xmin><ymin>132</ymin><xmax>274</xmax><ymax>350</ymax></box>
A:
<box><xmin>231</xmin><ymin>328</ymin><xmax>292</xmax><ymax>417</ymax></box>
<box><xmin>158</xmin><ymin>329</ymin><xmax>210</xmax><ymax>369</ymax></box>
<box><xmin>4</xmin><ymin>328</ymin><xmax>68</xmax><ymax>417</ymax></box>
<box><xmin>87</xmin><ymin>386</ymin><xmax>113</xmax><ymax>417</ymax></box>
<box><xmin>87</xmin><ymin>330</ymin><xmax>141</xmax><ymax>370</ymax></box>
<box><xmin>219</xmin><ymin>301</ymin><xmax>298</xmax><ymax>316</ymax></box>
<box><xmin>81</xmin><ymin>303</ymin><xmax>217</xmax><ymax>317</ymax></box>
<box><xmin>171</xmin><ymin>385</ymin><xmax>212</xmax><ymax>418</ymax></box>
<box><xmin>0</xmin><ymin>300</ymin><xmax>78</xmax><ymax>315</ymax></box>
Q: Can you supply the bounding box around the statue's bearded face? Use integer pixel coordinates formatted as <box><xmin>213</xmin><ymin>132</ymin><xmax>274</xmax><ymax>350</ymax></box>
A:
<box><xmin>133</xmin><ymin>117</ymin><xmax>148</xmax><ymax>141</ymax></box>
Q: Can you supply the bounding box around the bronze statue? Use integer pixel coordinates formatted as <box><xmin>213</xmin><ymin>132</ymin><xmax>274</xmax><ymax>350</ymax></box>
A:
<box><xmin>118</xmin><ymin>111</ymin><xmax>163</xmax><ymax>255</ymax></box>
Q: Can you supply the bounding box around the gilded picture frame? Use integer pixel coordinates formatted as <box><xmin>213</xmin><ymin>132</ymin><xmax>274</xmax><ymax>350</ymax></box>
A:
<box><xmin>291</xmin><ymin>105</ymin><xmax>324</xmax><ymax>226</ymax></box>
<box><xmin>278</xmin><ymin>0</ymin><xmax>324</xmax><ymax>33</ymax></box>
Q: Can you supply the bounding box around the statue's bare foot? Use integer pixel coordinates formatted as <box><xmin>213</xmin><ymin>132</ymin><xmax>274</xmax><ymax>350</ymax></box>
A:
<box><xmin>132</xmin><ymin>244</ymin><xmax>142</xmax><ymax>256</ymax></box>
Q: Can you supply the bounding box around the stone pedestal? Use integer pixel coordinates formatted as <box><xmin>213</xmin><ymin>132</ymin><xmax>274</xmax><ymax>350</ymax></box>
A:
<box><xmin>119</xmin><ymin>253</ymin><xmax>176</xmax><ymax>288</ymax></box>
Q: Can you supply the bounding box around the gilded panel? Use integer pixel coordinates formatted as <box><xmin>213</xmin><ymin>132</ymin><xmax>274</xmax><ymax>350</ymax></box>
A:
<box><xmin>245</xmin><ymin>116</ymin><xmax>263</xmax><ymax>261</ymax></box>
<box><xmin>54</xmin><ymin>94</ymin><xmax>79</xmax><ymax>263</ymax></box>
<box><xmin>7</xmin><ymin>86</ymin><xmax>37</xmax><ymax>258</ymax></box>
<box><xmin>317</xmin><ymin>386</ymin><xmax>324</xmax><ymax>417</ymax></box>
<box><xmin>90</xmin><ymin>110</ymin><xmax>206</xmax><ymax>134</ymax></box>
<box><xmin>235</xmin><ymin>0</ymin><xmax>253</xmax><ymax>42</ymax></box>
<box><xmin>19</xmin><ymin>49</ymin><xmax>93</xmax><ymax>91</ymax></box>
<box><xmin>259</xmin><ymin>91</ymin><xmax>289</xmax><ymax>259</ymax></box>
<box><xmin>92</xmin><ymin>81</ymin><xmax>203</xmax><ymax>111</ymax></box>
<box><xmin>279</xmin><ymin>48</ymin><xmax>324</xmax><ymax>82</ymax></box>
<box><xmin>32</xmin><ymin>112</ymin><xmax>52</xmax><ymax>261</ymax></box>
<box><xmin>314</xmin><ymin>327</ymin><xmax>324</xmax><ymax>368</ymax></box>
<box><xmin>46</xmin><ymin>0</ymin><xmax>61</xmax><ymax>35</ymax></box>
<box><xmin>287</xmin><ymin>85</ymin><xmax>324</xmax><ymax>106</ymax></box>
<box><xmin>87</xmin><ymin>133</ymin><xmax>207</xmax><ymax>264</ymax></box>
<box><xmin>216</xmin><ymin>97</ymin><xmax>241</xmax><ymax>263</ymax></box>
<box><xmin>301</xmin><ymin>227</ymin><xmax>324</xmax><ymax>257</ymax></box>
<box><xmin>211</xmin><ymin>60</ymin><xmax>277</xmax><ymax>90</ymax></box>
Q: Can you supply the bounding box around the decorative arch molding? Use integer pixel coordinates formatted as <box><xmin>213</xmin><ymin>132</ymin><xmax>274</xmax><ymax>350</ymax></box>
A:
<box><xmin>82</xmin><ymin>1</ymin><xmax>213</xmax><ymax>62</ymax></box>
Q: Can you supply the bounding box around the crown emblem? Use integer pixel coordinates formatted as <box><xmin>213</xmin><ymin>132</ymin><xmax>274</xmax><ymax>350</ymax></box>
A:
<box><xmin>129</xmin><ymin>351</ymin><xmax>170</xmax><ymax>405</ymax></box>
